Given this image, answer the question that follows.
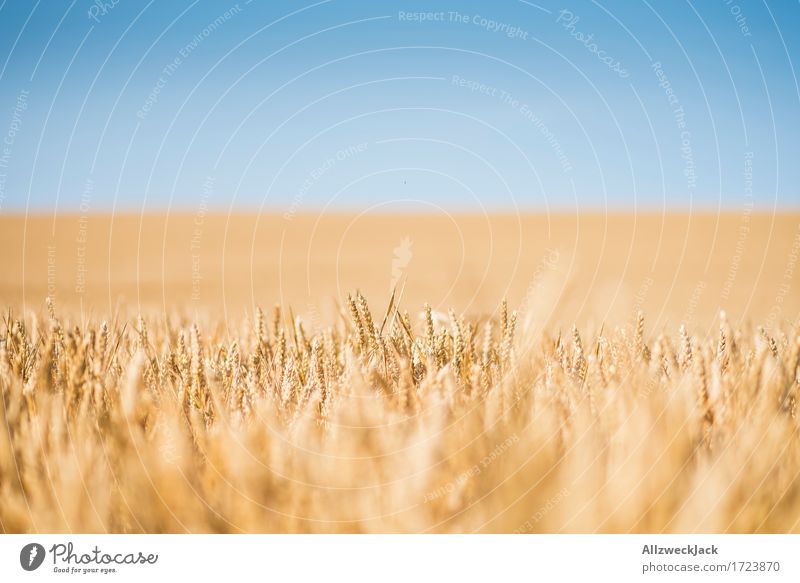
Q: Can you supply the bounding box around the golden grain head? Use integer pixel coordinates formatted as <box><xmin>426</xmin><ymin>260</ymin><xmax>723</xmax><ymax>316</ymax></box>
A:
<box><xmin>0</xmin><ymin>297</ymin><xmax>798</xmax><ymax>533</ymax></box>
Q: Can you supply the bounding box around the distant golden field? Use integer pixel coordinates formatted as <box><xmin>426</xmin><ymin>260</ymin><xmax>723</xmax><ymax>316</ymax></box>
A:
<box><xmin>0</xmin><ymin>212</ymin><xmax>798</xmax><ymax>533</ymax></box>
<box><xmin>1</xmin><ymin>212</ymin><xmax>798</xmax><ymax>327</ymax></box>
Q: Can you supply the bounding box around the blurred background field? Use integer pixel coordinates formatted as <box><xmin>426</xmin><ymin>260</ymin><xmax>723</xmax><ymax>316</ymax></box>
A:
<box><xmin>1</xmin><ymin>212</ymin><xmax>797</xmax><ymax>332</ymax></box>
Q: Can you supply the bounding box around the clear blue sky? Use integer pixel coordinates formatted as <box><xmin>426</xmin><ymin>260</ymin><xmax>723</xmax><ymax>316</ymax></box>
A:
<box><xmin>0</xmin><ymin>0</ymin><xmax>798</xmax><ymax>213</ymax></box>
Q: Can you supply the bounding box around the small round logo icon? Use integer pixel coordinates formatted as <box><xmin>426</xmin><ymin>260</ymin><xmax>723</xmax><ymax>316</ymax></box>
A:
<box><xmin>20</xmin><ymin>543</ymin><xmax>46</xmax><ymax>571</ymax></box>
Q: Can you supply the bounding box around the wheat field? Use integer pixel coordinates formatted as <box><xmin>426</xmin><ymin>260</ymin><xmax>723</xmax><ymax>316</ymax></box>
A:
<box><xmin>1</xmin><ymin>213</ymin><xmax>799</xmax><ymax>533</ymax></box>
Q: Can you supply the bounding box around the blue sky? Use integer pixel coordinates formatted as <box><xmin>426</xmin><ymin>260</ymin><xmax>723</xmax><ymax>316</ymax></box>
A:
<box><xmin>0</xmin><ymin>0</ymin><xmax>798</xmax><ymax>212</ymax></box>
